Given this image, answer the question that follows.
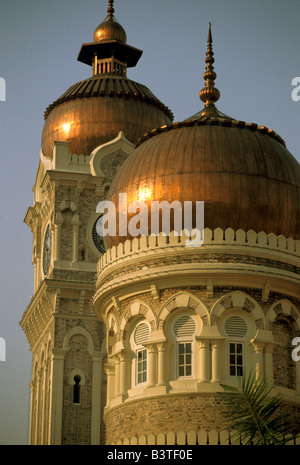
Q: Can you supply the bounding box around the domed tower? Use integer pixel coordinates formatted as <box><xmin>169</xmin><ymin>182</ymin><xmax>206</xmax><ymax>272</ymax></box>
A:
<box><xmin>20</xmin><ymin>1</ymin><xmax>172</xmax><ymax>445</ymax></box>
<box><xmin>93</xmin><ymin>25</ymin><xmax>300</xmax><ymax>445</ymax></box>
<box><xmin>41</xmin><ymin>0</ymin><xmax>173</xmax><ymax>159</ymax></box>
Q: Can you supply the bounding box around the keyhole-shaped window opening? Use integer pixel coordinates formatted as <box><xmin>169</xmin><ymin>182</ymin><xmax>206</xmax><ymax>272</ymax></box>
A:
<box><xmin>80</xmin><ymin>247</ymin><xmax>87</xmax><ymax>262</ymax></box>
<box><xmin>73</xmin><ymin>375</ymin><xmax>81</xmax><ymax>404</ymax></box>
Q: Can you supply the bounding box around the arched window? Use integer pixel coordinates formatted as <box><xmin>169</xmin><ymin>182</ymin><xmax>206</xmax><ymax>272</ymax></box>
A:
<box><xmin>132</xmin><ymin>322</ymin><xmax>150</xmax><ymax>386</ymax></box>
<box><xmin>73</xmin><ymin>375</ymin><xmax>81</xmax><ymax>404</ymax></box>
<box><xmin>173</xmin><ymin>314</ymin><xmax>197</xmax><ymax>378</ymax></box>
<box><xmin>272</xmin><ymin>317</ymin><xmax>296</xmax><ymax>389</ymax></box>
<box><xmin>79</xmin><ymin>246</ymin><xmax>87</xmax><ymax>262</ymax></box>
<box><xmin>224</xmin><ymin>315</ymin><xmax>248</xmax><ymax>377</ymax></box>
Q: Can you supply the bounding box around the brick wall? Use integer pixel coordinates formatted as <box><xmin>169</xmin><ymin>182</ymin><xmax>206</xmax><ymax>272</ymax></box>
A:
<box><xmin>105</xmin><ymin>394</ymin><xmax>300</xmax><ymax>444</ymax></box>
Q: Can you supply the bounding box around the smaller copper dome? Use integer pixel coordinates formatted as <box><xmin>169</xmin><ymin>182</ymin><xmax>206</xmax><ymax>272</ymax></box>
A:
<box><xmin>94</xmin><ymin>17</ymin><xmax>127</xmax><ymax>43</ymax></box>
<box><xmin>94</xmin><ymin>1</ymin><xmax>127</xmax><ymax>43</ymax></box>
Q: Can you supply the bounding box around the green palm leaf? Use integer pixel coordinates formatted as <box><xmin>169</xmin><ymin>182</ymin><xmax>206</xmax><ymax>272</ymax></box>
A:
<box><xmin>221</xmin><ymin>372</ymin><xmax>295</xmax><ymax>445</ymax></box>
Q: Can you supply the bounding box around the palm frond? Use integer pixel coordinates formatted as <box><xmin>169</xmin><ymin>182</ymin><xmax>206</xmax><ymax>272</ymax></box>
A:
<box><xmin>221</xmin><ymin>372</ymin><xmax>294</xmax><ymax>445</ymax></box>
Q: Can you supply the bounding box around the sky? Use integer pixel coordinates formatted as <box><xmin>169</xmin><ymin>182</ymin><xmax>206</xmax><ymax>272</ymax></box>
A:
<box><xmin>0</xmin><ymin>0</ymin><xmax>299</xmax><ymax>445</ymax></box>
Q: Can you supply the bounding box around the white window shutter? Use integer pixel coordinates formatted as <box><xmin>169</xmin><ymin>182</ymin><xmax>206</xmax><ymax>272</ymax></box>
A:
<box><xmin>224</xmin><ymin>316</ymin><xmax>247</xmax><ymax>337</ymax></box>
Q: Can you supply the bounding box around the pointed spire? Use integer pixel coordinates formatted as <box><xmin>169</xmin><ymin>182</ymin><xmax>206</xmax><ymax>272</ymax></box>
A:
<box><xmin>199</xmin><ymin>23</ymin><xmax>220</xmax><ymax>116</ymax></box>
<box><xmin>107</xmin><ymin>0</ymin><xmax>115</xmax><ymax>21</ymax></box>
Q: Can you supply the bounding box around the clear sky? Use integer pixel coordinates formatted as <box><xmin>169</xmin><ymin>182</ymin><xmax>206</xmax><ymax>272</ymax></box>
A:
<box><xmin>0</xmin><ymin>0</ymin><xmax>299</xmax><ymax>445</ymax></box>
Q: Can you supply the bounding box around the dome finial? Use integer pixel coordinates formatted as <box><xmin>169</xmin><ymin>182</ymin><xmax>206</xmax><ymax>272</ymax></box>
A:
<box><xmin>199</xmin><ymin>23</ymin><xmax>220</xmax><ymax>116</ymax></box>
<box><xmin>107</xmin><ymin>0</ymin><xmax>115</xmax><ymax>21</ymax></box>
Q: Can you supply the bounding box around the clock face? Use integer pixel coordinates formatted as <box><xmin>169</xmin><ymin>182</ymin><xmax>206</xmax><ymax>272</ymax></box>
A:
<box><xmin>92</xmin><ymin>216</ymin><xmax>105</xmax><ymax>254</ymax></box>
<box><xmin>43</xmin><ymin>224</ymin><xmax>52</xmax><ymax>276</ymax></box>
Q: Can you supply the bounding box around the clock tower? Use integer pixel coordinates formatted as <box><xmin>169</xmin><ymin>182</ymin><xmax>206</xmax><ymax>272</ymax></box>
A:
<box><xmin>20</xmin><ymin>1</ymin><xmax>172</xmax><ymax>445</ymax></box>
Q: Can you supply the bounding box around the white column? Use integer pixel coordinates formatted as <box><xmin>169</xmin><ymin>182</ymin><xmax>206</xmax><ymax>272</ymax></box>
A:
<box><xmin>28</xmin><ymin>381</ymin><xmax>34</xmax><ymax>445</ymax></box>
<box><xmin>104</xmin><ymin>363</ymin><xmax>115</xmax><ymax>406</ymax></box>
<box><xmin>199</xmin><ymin>341</ymin><xmax>210</xmax><ymax>382</ymax></box>
<box><xmin>48</xmin><ymin>348</ymin><xmax>66</xmax><ymax>445</ymax></box>
<box><xmin>119</xmin><ymin>351</ymin><xmax>129</xmax><ymax>397</ymax></box>
<box><xmin>157</xmin><ymin>342</ymin><xmax>169</xmax><ymax>386</ymax></box>
<box><xmin>114</xmin><ymin>355</ymin><xmax>120</xmax><ymax>397</ymax></box>
<box><xmin>251</xmin><ymin>342</ymin><xmax>265</xmax><ymax>380</ymax></box>
<box><xmin>71</xmin><ymin>214</ymin><xmax>80</xmax><ymax>263</ymax></box>
<box><xmin>54</xmin><ymin>212</ymin><xmax>63</xmax><ymax>262</ymax></box>
<box><xmin>40</xmin><ymin>363</ymin><xmax>47</xmax><ymax>444</ymax></box>
<box><xmin>146</xmin><ymin>344</ymin><xmax>157</xmax><ymax>388</ymax></box>
<box><xmin>211</xmin><ymin>341</ymin><xmax>221</xmax><ymax>383</ymax></box>
<box><xmin>91</xmin><ymin>351</ymin><xmax>103</xmax><ymax>445</ymax></box>
<box><xmin>32</xmin><ymin>378</ymin><xmax>39</xmax><ymax>445</ymax></box>
<box><xmin>33</xmin><ymin>258</ymin><xmax>38</xmax><ymax>292</ymax></box>
<box><xmin>35</xmin><ymin>374</ymin><xmax>41</xmax><ymax>444</ymax></box>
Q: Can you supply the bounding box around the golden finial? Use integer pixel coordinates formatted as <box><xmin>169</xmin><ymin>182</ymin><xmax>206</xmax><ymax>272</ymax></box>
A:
<box><xmin>199</xmin><ymin>23</ymin><xmax>220</xmax><ymax>116</ymax></box>
<box><xmin>107</xmin><ymin>0</ymin><xmax>114</xmax><ymax>21</ymax></box>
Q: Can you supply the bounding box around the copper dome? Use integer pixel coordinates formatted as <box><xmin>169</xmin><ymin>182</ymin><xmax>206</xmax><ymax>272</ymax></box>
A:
<box><xmin>41</xmin><ymin>74</ymin><xmax>173</xmax><ymax>158</ymax></box>
<box><xmin>41</xmin><ymin>1</ymin><xmax>173</xmax><ymax>159</ymax></box>
<box><xmin>105</xmin><ymin>25</ymin><xmax>300</xmax><ymax>247</ymax></box>
<box><xmin>106</xmin><ymin>116</ymin><xmax>300</xmax><ymax>247</ymax></box>
<box><xmin>93</xmin><ymin>17</ymin><xmax>127</xmax><ymax>43</ymax></box>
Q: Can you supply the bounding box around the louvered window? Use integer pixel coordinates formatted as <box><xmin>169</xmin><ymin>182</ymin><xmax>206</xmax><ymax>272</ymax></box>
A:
<box><xmin>173</xmin><ymin>315</ymin><xmax>197</xmax><ymax>339</ymax></box>
<box><xmin>224</xmin><ymin>316</ymin><xmax>247</xmax><ymax>338</ymax></box>
<box><xmin>134</xmin><ymin>322</ymin><xmax>150</xmax><ymax>347</ymax></box>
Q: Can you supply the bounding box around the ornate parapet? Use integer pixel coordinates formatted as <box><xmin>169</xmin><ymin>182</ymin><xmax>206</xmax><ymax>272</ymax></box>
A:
<box><xmin>94</xmin><ymin>228</ymin><xmax>300</xmax><ymax>312</ymax></box>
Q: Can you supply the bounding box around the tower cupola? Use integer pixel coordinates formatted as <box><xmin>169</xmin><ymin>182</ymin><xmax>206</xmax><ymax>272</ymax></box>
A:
<box><xmin>78</xmin><ymin>0</ymin><xmax>142</xmax><ymax>77</ymax></box>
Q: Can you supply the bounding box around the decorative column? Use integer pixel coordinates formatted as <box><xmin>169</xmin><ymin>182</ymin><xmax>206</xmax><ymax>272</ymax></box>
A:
<box><xmin>114</xmin><ymin>354</ymin><xmax>120</xmax><ymax>398</ymax></box>
<box><xmin>119</xmin><ymin>350</ymin><xmax>129</xmax><ymax>398</ymax></box>
<box><xmin>33</xmin><ymin>377</ymin><xmax>40</xmax><ymax>445</ymax></box>
<box><xmin>211</xmin><ymin>340</ymin><xmax>221</xmax><ymax>383</ymax></box>
<box><xmin>53</xmin><ymin>212</ymin><xmax>63</xmax><ymax>262</ymax></box>
<box><xmin>104</xmin><ymin>362</ymin><xmax>115</xmax><ymax>406</ymax></box>
<box><xmin>157</xmin><ymin>342</ymin><xmax>169</xmax><ymax>387</ymax></box>
<box><xmin>40</xmin><ymin>361</ymin><xmax>47</xmax><ymax>444</ymax></box>
<box><xmin>71</xmin><ymin>214</ymin><xmax>80</xmax><ymax>263</ymax></box>
<box><xmin>91</xmin><ymin>351</ymin><xmax>104</xmax><ymax>445</ymax></box>
<box><xmin>145</xmin><ymin>343</ymin><xmax>157</xmax><ymax>388</ymax></box>
<box><xmin>48</xmin><ymin>348</ymin><xmax>66</xmax><ymax>445</ymax></box>
<box><xmin>199</xmin><ymin>341</ymin><xmax>210</xmax><ymax>382</ymax></box>
<box><xmin>251</xmin><ymin>341</ymin><xmax>265</xmax><ymax>380</ymax></box>
<box><xmin>33</xmin><ymin>257</ymin><xmax>38</xmax><ymax>292</ymax></box>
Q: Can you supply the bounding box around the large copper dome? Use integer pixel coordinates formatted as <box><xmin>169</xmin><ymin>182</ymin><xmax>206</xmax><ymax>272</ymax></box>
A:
<box><xmin>41</xmin><ymin>74</ymin><xmax>173</xmax><ymax>158</ymax></box>
<box><xmin>106</xmin><ymin>26</ymin><xmax>300</xmax><ymax>247</ymax></box>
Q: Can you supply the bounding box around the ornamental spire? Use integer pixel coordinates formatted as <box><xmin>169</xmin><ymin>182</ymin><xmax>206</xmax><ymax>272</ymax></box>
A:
<box><xmin>107</xmin><ymin>0</ymin><xmax>115</xmax><ymax>21</ymax></box>
<box><xmin>199</xmin><ymin>23</ymin><xmax>221</xmax><ymax>116</ymax></box>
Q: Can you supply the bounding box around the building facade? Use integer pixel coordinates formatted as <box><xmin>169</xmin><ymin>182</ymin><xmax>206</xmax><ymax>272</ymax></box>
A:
<box><xmin>21</xmin><ymin>2</ymin><xmax>300</xmax><ymax>445</ymax></box>
<box><xmin>20</xmin><ymin>1</ymin><xmax>172</xmax><ymax>445</ymax></box>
